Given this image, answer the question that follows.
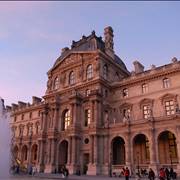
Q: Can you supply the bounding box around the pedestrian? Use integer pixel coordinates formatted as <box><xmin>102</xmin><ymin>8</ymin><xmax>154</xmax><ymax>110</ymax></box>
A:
<box><xmin>148</xmin><ymin>168</ymin><xmax>155</xmax><ymax>180</ymax></box>
<box><xmin>124</xmin><ymin>167</ymin><xmax>130</xmax><ymax>180</ymax></box>
<box><xmin>165</xmin><ymin>168</ymin><xmax>170</xmax><ymax>180</ymax></box>
<box><xmin>170</xmin><ymin>168</ymin><xmax>177</xmax><ymax>180</ymax></box>
<box><xmin>159</xmin><ymin>168</ymin><xmax>165</xmax><ymax>180</ymax></box>
<box><xmin>32</xmin><ymin>165</ymin><xmax>37</xmax><ymax>176</ymax></box>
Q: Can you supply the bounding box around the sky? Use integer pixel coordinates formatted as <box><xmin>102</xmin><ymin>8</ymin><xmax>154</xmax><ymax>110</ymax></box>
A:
<box><xmin>0</xmin><ymin>1</ymin><xmax>180</xmax><ymax>106</ymax></box>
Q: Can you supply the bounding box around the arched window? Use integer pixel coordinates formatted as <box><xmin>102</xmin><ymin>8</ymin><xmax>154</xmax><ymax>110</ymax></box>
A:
<box><xmin>163</xmin><ymin>78</ymin><xmax>170</xmax><ymax>88</ymax></box>
<box><xmin>103</xmin><ymin>64</ymin><xmax>108</xmax><ymax>79</ymax></box>
<box><xmin>86</xmin><ymin>64</ymin><xmax>93</xmax><ymax>79</ymax></box>
<box><xmin>69</xmin><ymin>71</ymin><xmax>75</xmax><ymax>85</ymax></box>
<box><xmin>54</xmin><ymin>77</ymin><xmax>59</xmax><ymax>90</ymax></box>
<box><xmin>62</xmin><ymin>110</ymin><xmax>71</xmax><ymax>130</ymax></box>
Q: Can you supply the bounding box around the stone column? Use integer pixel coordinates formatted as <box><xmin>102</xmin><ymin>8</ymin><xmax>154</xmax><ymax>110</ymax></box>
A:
<box><xmin>67</xmin><ymin>137</ymin><xmax>71</xmax><ymax>165</ymax></box>
<box><xmin>50</xmin><ymin>138</ymin><xmax>56</xmax><ymax>173</ymax></box>
<box><xmin>53</xmin><ymin>107</ymin><xmax>59</xmax><ymax>130</ymax></box>
<box><xmin>125</xmin><ymin>132</ymin><xmax>131</xmax><ymax>167</ymax></box>
<box><xmin>94</xmin><ymin>101</ymin><xmax>98</xmax><ymax>127</ymax></box>
<box><xmin>175</xmin><ymin>125</ymin><xmax>180</xmax><ymax>176</ymax></box>
<box><xmin>91</xmin><ymin>101</ymin><xmax>94</xmax><ymax>123</ymax></box>
<box><xmin>104</xmin><ymin>135</ymin><xmax>109</xmax><ymax>165</ymax></box>
<box><xmin>68</xmin><ymin>136</ymin><xmax>77</xmax><ymax>174</ymax></box>
<box><xmin>37</xmin><ymin>140</ymin><xmax>44</xmax><ymax>172</ymax></box>
<box><xmin>89</xmin><ymin>135</ymin><xmax>94</xmax><ymax>164</ymax></box>
<box><xmin>71</xmin><ymin>136</ymin><xmax>76</xmax><ymax>165</ymax></box>
<box><xmin>71</xmin><ymin>103</ymin><xmax>74</xmax><ymax>125</ymax></box>
<box><xmin>93</xmin><ymin>135</ymin><xmax>98</xmax><ymax>165</ymax></box>
<box><xmin>149</xmin><ymin>128</ymin><xmax>158</xmax><ymax>175</ymax></box>
<box><xmin>28</xmin><ymin>142</ymin><xmax>32</xmax><ymax>164</ymax></box>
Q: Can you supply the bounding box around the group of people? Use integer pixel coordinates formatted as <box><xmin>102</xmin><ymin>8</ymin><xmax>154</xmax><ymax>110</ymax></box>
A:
<box><xmin>111</xmin><ymin>166</ymin><xmax>177</xmax><ymax>180</ymax></box>
<box><xmin>27</xmin><ymin>163</ymin><xmax>37</xmax><ymax>176</ymax></box>
<box><xmin>60</xmin><ymin>165</ymin><xmax>69</xmax><ymax>178</ymax></box>
<box><xmin>158</xmin><ymin>167</ymin><xmax>177</xmax><ymax>180</ymax></box>
<box><xmin>142</xmin><ymin>167</ymin><xmax>176</xmax><ymax>180</ymax></box>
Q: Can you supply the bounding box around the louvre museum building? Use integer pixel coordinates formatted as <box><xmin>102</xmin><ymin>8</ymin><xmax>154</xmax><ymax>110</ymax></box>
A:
<box><xmin>10</xmin><ymin>27</ymin><xmax>180</xmax><ymax>176</ymax></box>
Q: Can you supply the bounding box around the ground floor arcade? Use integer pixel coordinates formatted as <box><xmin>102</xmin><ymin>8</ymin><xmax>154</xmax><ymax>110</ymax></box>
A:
<box><xmin>12</xmin><ymin>129</ymin><xmax>180</xmax><ymax>176</ymax></box>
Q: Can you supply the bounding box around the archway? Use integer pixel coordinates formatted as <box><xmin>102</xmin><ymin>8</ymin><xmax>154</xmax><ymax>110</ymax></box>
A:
<box><xmin>31</xmin><ymin>144</ymin><xmax>38</xmax><ymax>164</ymax></box>
<box><xmin>21</xmin><ymin>145</ymin><xmax>28</xmax><ymax>163</ymax></box>
<box><xmin>58</xmin><ymin>140</ymin><xmax>68</xmax><ymax>172</ymax></box>
<box><xmin>112</xmin><ymin>136</ymin><xmax>125</xmax><ymax>165</ymax></box>
<box><xmin>158</xmin><ymin>131</ymin><xmax>178</xmax><ymax>165</ymax></box>
<box><xmin>133</xmin><ymin>134</ymin><xmax>150</xmax><ymax>167</ymax></box>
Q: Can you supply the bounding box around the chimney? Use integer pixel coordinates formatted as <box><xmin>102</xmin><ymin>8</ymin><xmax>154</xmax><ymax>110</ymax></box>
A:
<box><xmin>171</xmin><ymin>57</ymin><xmax>178</xmax><ymax>63</ymax></box>
<box><xmin>133</xmin><ymin>61</ymin><xmax>144</xmax><ymax>73</ymax></box>
<box><xmin>6</xmin><ymin>106</ymin><xmax>12</xmax><ymax>111</ymax></box>
<box><xmin>104</xmin><ymin>26</ymin><xmax>115</xmax><ymax>59</ymax></box>
<box><xmin>61</xmin><ymin>47</ymin><xmax>69</xmax><ymax>56</ymax></box>
<box><xmin>32</xmin><ymin>96</ymin><xmax>42</xmax><ymax>104</ymax></box>
<box><xmin>18</xmin><ymin>101</ymin><xmax>27</xmax><ymax>108</ymax></box>
<box><xmin>11</xmin><ymin>103</ymin><xmax>18</xmax><ymax>110</ymax></box>
<box><xmin>150</xmin><ymin>64</ymin><xmax>156</xmax><ymax>70</ymax></box>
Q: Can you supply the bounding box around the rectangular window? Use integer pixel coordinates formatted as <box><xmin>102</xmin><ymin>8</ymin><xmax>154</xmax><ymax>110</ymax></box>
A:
<box><xmin>165</xmin><ymin>100</ymin><xmax>175</xmax><ymax>115</ymax></box>
<box><xmin>123</xmin><ymin>88</ymin><xmax>128</xmax><ymax>98</ymax></box>
<box><xmin>85</xmin><ymin>109</ymin><xmax>91</xmax><ymax>127</ymax></box>
<box><xmin>123</xmin><ymin>108</ymin><xmax>131</xmax><ymax>118</ymax></box>
<box><xmin>142</xmin><ymin>83</ymin><xmax>148</xmax><ymax>94</ymax></box>
<box><xmin>163</xmin><ymin>78</ymin><xmax>170</xmax><ymax>88</ymax></box>
<box><xmin>143</xmin><ymin>105</ymin><xmax>151</xmax><ymax>119</ymax></box>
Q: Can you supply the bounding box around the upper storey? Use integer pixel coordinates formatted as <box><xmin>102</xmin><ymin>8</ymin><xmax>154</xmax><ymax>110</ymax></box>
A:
<box><xmin>45</xmin><ymin>27</ymin><xmax>130</xmax><ymax>95</ymax></box>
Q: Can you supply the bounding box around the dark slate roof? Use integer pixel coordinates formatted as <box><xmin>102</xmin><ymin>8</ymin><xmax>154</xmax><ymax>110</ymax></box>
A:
<box><xmin>52</xmin><ymin>31</ymin><xmax>127</xmax><ymax>71</ymax></box>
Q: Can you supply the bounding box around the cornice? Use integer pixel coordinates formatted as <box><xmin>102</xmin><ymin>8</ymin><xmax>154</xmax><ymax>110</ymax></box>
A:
<box><xmin>112</xmin><ymin>63</ymin><xmax>180</xmax><ymax>89</ymax></box>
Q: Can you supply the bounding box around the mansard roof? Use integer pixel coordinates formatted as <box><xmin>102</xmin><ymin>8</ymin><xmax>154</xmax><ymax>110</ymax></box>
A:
<box><xmin>50</xmin><ymin>30</ymin><xmax>127</xmax><ymax>73</ymax></box>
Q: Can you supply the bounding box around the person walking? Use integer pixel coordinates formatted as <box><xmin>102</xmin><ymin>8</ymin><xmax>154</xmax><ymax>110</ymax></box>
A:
<box><xmin>148</xmin><ymin>168</ymin><xmax>155</xmax><ymax>180</ymax></box>
<box><xmin>165</xmin><ymin>168</ymin><xmax>170</xmax><ymax>180</ymax></box>
<box><xmin>159</xmin><ymin>168</ymin><xmax>165</xmax><ymax>180</ymax></box>
<box><xmin>124</xmin><ymin>167</ymin><xmax>130</xmax><ymax>180</ymax></box>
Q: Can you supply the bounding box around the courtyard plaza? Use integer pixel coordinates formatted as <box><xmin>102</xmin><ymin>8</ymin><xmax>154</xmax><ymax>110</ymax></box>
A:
<box><xmin>9</xmin><ymin>174</ymin><xmax>151</xmax><ymax>180</ymax></box>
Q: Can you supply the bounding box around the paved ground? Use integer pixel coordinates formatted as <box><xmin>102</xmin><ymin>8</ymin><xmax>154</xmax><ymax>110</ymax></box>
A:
<box><xmin>2</xmin><ymin>174</ymin><xmax>150</xmax><ymax>180</ymax></box>
<box><xmin>2</xmin><ymin>174</ymin><xmax>180</xmax><ymax>180</ymax></box>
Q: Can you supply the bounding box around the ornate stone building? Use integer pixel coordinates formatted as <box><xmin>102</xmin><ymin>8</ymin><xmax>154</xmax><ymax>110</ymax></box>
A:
<box><xmin>10</xmin><ymin>26</ymin><xmax>180</xmax><ymax>176</ymax></box>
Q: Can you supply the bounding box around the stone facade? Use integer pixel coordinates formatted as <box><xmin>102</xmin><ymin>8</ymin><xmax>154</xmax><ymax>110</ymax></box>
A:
<box><xmin>10</xmin><ymin>27</ymin><xmax>180</xmax><ymax>176</ymax></box>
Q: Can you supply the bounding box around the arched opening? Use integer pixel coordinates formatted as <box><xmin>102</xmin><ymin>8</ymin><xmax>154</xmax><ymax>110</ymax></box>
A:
<box><xmin>133</xmin><ymin>134</ymin><xmax>150</xmax><ymax>168</ymax></box>
<box><xmin>112</xmin><ymin>136</ymin><xmax>125</xmax><ymax>165</ymax></box>
<box><xmin>158</xmin><ymin>131</ymin><xmax>178</xmax><ymax>165</ymax></box>
<box><xmin>58</xmin><ymin>140</ymin><xmax>68</xmax><ymax>172</ymax></box>
<box><xmin>31</xmin><ymin>144</ymin><xmax>38</xmax><ymax>164</ymax></box>
<box><xmin>21</xmin><ymin>145</ymin><xmax>28</xmax><ymax>163</ymax></box>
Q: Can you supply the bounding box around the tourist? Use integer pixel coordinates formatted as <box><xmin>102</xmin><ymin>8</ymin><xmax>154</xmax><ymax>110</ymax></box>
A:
<box><xmin>165</xmin><ymin>168</ymin><xmax>170</xmax><ymax>180</ymax></box>
<box><xmin>159</xmin><ymin>168</ymin><xmax>165</xmax><ymax>180</ymax></box>
<box><xmin>32</xmin><ymin>165</ymin><xmax>37</xmax><ymax>176</ymax></box>
<box><xmin>124</xmin><ymin>167</ymin><xmax>130</xmax><ymax>180</ymax></box>
<box><xmin>170</xmin><ymin>168</ymin><xmax>177</xmax><ymax>180</ymax></box>
<box><xmin>148</xmin><ymin>168</ymin><xmax>155</xmax><ymax>180</ymax></box>
<box><xmin>64</xmin><ymin>166</ymin><xmax>69</xmax><ymax>178</ymax></box>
